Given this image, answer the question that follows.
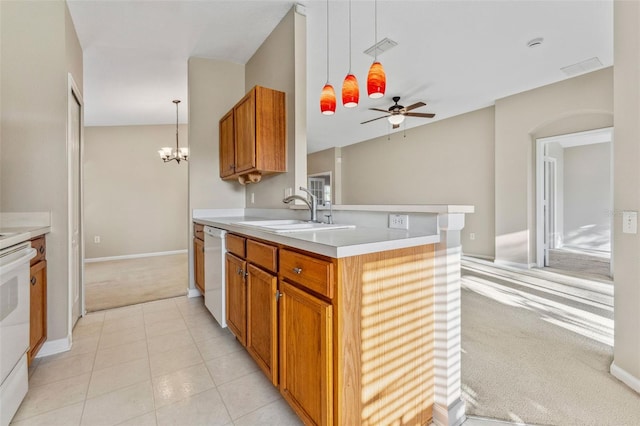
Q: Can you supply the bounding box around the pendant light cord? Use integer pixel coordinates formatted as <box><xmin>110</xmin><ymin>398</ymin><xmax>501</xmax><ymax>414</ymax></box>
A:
<box><xmin>348</xmin><ymin>0</ymin><xmax>352</xmax><ymax>72</ymax></box>
<box><xmin>374</xmin><ymin>0</ymin><xmax>378</xmax><ymax>61</ymax></box>
<box><xmin>175</xmin><ymin>100</ymin><xmax>179</xmax><ymax>151</ymax></box>
<box><xmin>326</xmin><ymin>0</ymin><xmax>330</xmax><ymax>82</ymax></box>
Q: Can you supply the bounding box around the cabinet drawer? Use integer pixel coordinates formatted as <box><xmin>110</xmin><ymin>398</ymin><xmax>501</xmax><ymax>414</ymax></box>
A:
<box><xmin>194</xmin><ymin>223</ymin><xmax>204</xmax><ymax>241</ymax></box>
<box><xmin>280</xmin><ymin>249</ymin><xmax>334</xmax><ymax>299</ymax></box>
<box><xmin>226</xmin><ymin>234</ymin><xmax>246</xmax><ymax>258</ymax></box>
<box><xmin>30</xmin><ymin>236</ymin><xmax>46</xmax><ymax>266</ymax></box>
<box><xmin>247</xmin><ymin>239</ymin><xmax>277</xmax><ymax>272</ymax></box>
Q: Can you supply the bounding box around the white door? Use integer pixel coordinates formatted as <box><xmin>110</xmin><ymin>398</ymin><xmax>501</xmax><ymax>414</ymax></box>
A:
<box><xmin>69</xmin><ymin>76</ymin><xmax>83</xmax><ymax>328</ymax></box>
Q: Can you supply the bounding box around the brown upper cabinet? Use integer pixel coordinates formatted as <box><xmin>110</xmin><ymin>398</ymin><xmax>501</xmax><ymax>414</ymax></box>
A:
<box><xmin>219</xmin><ymin>85</ymin><xmax>286</xmax><ymax>184</ymax></box>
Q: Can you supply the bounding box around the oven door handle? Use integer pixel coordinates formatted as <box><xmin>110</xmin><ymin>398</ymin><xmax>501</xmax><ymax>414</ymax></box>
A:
<box><xmin>0</xmin><ymin>248</ymin><xmax>36</xmax><ymax>275</ymax></box>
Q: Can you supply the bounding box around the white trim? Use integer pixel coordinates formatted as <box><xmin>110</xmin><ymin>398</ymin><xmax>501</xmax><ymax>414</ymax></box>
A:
<box><xmin>67</xmin><ymin>73</ymin><xmax>84</xmax><ymax>336</ymax></box>
<box><xmin>85</xmin><ymin>249</ymin><xmax>187</xmax><ymax>263</ymax></box>
<box><xmin>35</xmin><ymin>335</ymin><xmax>72</xmax><ymax>358</ymax></box>
<box><xmin>610</xmin><ymin>362</ymin><xmax>640</xmax><ymax>393</ymax></box>
<box><xmin>188</xmin><ymin>288</ymin><xmax>202</xmax><ymax>298</ymax></box>
<box><xmin>462</xmin><ymin>253</ymin><xmax>494</xmax><ymax>261</ymax></box>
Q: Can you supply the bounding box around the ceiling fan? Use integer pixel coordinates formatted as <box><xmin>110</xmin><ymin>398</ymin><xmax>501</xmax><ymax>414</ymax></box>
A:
<box><xmin>361</xmin><ymin>96</ymin><xmax>435</xmax><ymax>129</ymax></box>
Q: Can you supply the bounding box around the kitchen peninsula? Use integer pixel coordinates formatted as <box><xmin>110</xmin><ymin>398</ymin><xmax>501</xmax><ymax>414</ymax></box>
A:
<box><xmin>193</xmin><ymin>205</ymin><xmax>472</xmax><ymax>426</ymax></box>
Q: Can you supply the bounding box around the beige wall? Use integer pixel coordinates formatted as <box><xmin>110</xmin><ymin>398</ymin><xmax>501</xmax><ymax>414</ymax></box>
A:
<box><xmin>0</xmin><ymin>0</ymin><xmax>82</xmax><ymax>341</ymax></box>
<box><xmin>244</xmin><ymin>8</ymin><xmax>307</xmax><ymax>208</ymax></box>
<box><xmin>563</xmin><ymin>142</ymin><xmax>611</xmax><ymax>251</ymax></box>
<box><xmin>187</xmin><ymin>57</ymin><xmax>245</xmax><ymax>212</ymax></box>
<box><xmin>612</xmin><ymin>0</ymin><xmax>640</xmax><ymax>389</ymax></box>
<box><xmin>307</xmin><ymin>147</ymin><xmax>342</xmax><ymax>204</ymax></box>
<box><xmin>340</xmin><ymin>107</ymin><xmax>496</xmax><ymax>258</ymax></box>
<box><xmin>494</xmin><ymin>67</ymin><xmax>613</xmax><ymax>265</ymax></box>
<box><xmin>83</xmin><ymin>125</ymin><xmax>189</xmax><ymax>258</ymax></box>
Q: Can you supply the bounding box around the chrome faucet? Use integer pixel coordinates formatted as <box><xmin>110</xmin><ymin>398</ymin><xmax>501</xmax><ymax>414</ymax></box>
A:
<box><xmin>283</xmin><ymin>186</ymin><xmax>318</xmax><ymax>222</ymax></box>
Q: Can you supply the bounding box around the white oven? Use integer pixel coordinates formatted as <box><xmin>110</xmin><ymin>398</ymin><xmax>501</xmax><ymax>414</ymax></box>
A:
<box><xmin>0</xmin><ymin>241</ymin><xmax>36</xmax><ymax>426</ymax></box>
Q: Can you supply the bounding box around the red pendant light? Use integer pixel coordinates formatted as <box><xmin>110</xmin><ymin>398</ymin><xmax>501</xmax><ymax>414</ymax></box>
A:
<box><xmin>367</xmin><ymin>62</ymin><xmax>386</xmax><ymax>99</ymax></box>
<box><xmin>342</xmin><ymin>74</ymin><xmax>359</xmax><ymax>107</ymax></box>
<box><xmin>320</xmin><ymin>0</ymin><xmax>336</xmax><ymax>115</ymax></box>
<box><xmin>367</xmin><ymin>0</ymin><xmax>386</xmax><ymax>99</ymax></box>
<box><xmin>321</xmin><ymin>83</ymin><xmax>336</xmax><ymax>115</ymax></box>
<box><xmin>341</xmin><ymin>0</ymin><xmax>359</xmax><ymax>108</ymax></box>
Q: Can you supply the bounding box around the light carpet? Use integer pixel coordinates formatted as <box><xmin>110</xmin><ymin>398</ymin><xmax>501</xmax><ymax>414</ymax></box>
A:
<box><xmin>461</xmin><ymin>270</ymin><xmax>640</xmax><ymax>425</ymax></box>
<box><xmin>84</xmin><ymin>253</ymin><xmax>188</xmax><ymax>312</ymax></box>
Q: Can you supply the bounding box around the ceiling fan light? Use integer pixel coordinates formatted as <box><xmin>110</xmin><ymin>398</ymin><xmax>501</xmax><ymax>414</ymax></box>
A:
<box><xmin>342</xmin><ymin>73</ymin><xmax>359</xmax><ymax>108</ymax></box>
<box><xmin>367</xmin><ymin>61</ymin><xmax>386</xmax><ymax>99</ymax></box>
<box><xmin>320</xmin><ymin>83</ymin><xmax>336</xmax><ymax>115</ymax></box>
<box><xmin>388</xmin><ymin>114</ymin><xmax>404</xmax><ymax>125</ymax></box>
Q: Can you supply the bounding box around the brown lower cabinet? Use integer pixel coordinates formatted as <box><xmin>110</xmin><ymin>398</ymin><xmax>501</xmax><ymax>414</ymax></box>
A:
<box><xmin>193</xmin><ymin>223</ymin><xmax>205</xmax><ymax>295</ymax></box>
<box><xmin>29</xmin><ymin>236</ymin><xmax>47</xmax><ymax>365</ymax></box>
<box><xmin>225</xmin><ymin>232</ymin><xmax>436</xmax><ymax>426</ymax></box>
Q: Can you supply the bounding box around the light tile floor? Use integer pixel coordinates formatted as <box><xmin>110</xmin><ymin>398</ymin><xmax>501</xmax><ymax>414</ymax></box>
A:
<box><xmin>13</xmin><ymin>296</ymin><xmax>301</xmax><ymax>426</ymax></box>
<box><xmin>13</xmin><ymin>295</ymin><xmax>516</xmax><ymax>426</ymax></box>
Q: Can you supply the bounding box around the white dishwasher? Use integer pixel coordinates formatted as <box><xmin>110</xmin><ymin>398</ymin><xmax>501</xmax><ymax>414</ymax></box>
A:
<box><xmin>203</xmin><ymin>226</ymin><xmax>226</xmax><ymax>328</ymax></box>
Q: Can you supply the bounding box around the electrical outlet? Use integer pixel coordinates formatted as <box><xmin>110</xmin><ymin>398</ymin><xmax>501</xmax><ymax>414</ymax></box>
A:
<box><xmin>623</xmin><ymin>211</ymin><xmax>637</xmax><ymax>234</ymax></box>
<box><xmin>389</xmin><ymin>214</ymin><xmax>409</xmax><ymax>230</ymax></box>
<box><xmin>284</xmin><ymin>187</ymin><xmax>293</xmax><ymax>198</ymax></box>
<box><xmin>470</xmin><ymin>233</ymin><xmax>476</xmax><ymax>240</ymax></box>
<box><xmin>251</xmin><ymin>192</ymin><xmax>255</xmax><ymax>204</ymax></box>
<box><xmin>94</xmin><ymin>236</ymin><xmax>101</xmax><ymax>244</ymax></box>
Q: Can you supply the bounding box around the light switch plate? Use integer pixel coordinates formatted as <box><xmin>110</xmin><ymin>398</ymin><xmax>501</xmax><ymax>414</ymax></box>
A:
<box><xmin>623</xmin><ymin>211</ymin><xmax>638</xmax><ymax>234</ymax></box>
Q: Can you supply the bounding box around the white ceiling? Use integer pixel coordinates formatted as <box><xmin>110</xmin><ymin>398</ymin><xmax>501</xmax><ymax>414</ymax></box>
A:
<box><xmin>67</xmin><ymin>0</ymin><xmax>613</xmax><ymax>154</ymax></box>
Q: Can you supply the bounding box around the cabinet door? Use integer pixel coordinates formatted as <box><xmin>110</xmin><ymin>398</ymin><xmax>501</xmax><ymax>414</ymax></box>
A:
<box><xmin>226</xmin><ymin>253</ymin><xmax>247</xmax><ymax>346</ymax></box>
<box><xmin>219</xmin><ymin>110</ymin><xmax>236</xmax><ymax>178</ymax></box>
<box><xmin>279</xmin><ymin>281</ymin><xmax>333</xmax><ymax>426</ymax></box>
<box><xmin>246</xmin><ymin>264</ymin><xmax>278</xmax><ymax>385</ymax></box>
<box><xmin>194</xmin><ymin>237</ymin><xmax>205</xmax><ymax>294</ymax></box>
<box><xmin>29</xmin><ymin>260</ymin><xmax>47</xmax><ymax>365</ymax></box>
<box><xmin>234</xmin><ymin>90</ymin><xmax>256</xmax><ymax>173</ymax></box>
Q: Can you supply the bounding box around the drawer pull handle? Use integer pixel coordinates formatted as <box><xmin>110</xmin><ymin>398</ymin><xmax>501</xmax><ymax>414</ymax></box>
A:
<box><xmin>292</xmin><ymin>267</ymin><xmax>303</xmax><ymax>274</ymax></box>
<box><xmin>39</xmin><ymin>246</ymin><xmax>45</xmax><ymax>254</ymax></box>
<box><xmin>31</xmin><ymin>276</ymin><xmax>36</xmax><ymax>285</ymax></box>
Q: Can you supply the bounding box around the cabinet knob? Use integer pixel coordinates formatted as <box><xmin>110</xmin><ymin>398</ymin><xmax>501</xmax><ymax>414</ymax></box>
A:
<box><xmin>292</xmin><ymin>267</ymin><xmax>302</xmax><ymax>274</ymax></box>
<box><xmin>31</xmin><ymin>276</ymin><xmax>36</xmax><ymax>285</ymax></box>
<box><xmin>275</xmin><ymin>290</ymin><xmax>283</xmax><ymax>301</ymax></box>
<box><xmin>39</xmin><ymin>246</ymin><xmax>45</xmax><ymax>254</ymax></box>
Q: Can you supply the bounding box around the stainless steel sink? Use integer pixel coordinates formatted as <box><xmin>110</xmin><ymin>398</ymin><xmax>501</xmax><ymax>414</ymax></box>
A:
<box><xmin>233</xmin><ymin>220</ymin><xmax>355</xmax><ymax>233</ymax></box>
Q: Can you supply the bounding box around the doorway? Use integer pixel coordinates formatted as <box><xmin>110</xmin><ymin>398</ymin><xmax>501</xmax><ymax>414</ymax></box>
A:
<box><xmin>536</xmin><ymin>128</ymin><xmax>613</xmax><ymax>278</ymax></box>
<box><xmin>68</xmin><ymin>74</ymin><xmax>84</xmax><ymax>329</ymax></box>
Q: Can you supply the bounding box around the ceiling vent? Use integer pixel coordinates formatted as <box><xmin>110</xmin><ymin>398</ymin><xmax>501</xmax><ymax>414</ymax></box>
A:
<box><xmin>561</xmin><ymin>57</ymin><xmax>603</xmax><ymax>77</ymax></box>
<box><xmin>364</xmin><ymin>37</ymin><xmax>398</xmax><ymax>57</ymax></box>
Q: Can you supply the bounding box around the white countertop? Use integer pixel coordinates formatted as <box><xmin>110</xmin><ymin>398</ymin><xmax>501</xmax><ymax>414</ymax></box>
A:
<box><xmin>0</xmin><ymin>226</ymin><xmax>50</xmax><ymax>250</ymax></box>
<box><xmin>194</xmin><ymin>216</ymin><xmax>440</xmax><ymax>258</ymax></box>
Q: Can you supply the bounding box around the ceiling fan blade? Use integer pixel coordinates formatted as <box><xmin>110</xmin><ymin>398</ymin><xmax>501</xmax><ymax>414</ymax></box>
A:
<box><xmin>405</xmin><ymin>112</ymin><xmax>436</xmax><ymax>118</ymax></box>
<box><xmin>404</xmin><ymin>102</ymin><xmax>426</xmax><ymax>112</ymax></box>
<box><xmin>360</xmin><ymin>115</ymin><xmax>389</xmax><ymax>124</ymax></box>
<box><xmin>369</xmin><ymin>108</ymin><xmax>390</xmax><ymax>113</ymax></box>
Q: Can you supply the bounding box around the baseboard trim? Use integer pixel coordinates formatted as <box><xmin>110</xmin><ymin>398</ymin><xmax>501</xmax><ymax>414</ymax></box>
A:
<box><xmin>188</xmin><ymin>288</ymin><xmax>202</xmax><ymax>298</ymax></box>
<box><xmin>85</xmin><ymin>249</ymin><xmax>187</xmax><ymax>263</ymax></box>
<box><xmin>35</xmin><ymin>335</ymin><xmax>72</xmax><ymax>358</ymax></box>
<box><xmin>611</xmin><ymin>361</ymin><xmax>640</xmax><ymax>393</ymax></box>
<box><xmin>462</xmin><ymin>253</ymin><xmax>495</xmax><ymax>261</ymax></box>
<box><xmin>493</xmin><ymin>259</ymin><xmax>536</xmax><ymax>269</ymax></box>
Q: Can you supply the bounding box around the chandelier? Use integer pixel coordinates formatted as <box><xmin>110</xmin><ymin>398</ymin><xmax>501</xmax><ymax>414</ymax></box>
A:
<box><xmin>158</xmin><ymin>100</ymin><xmax>188</xmax><ymax>164</ymax></box>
